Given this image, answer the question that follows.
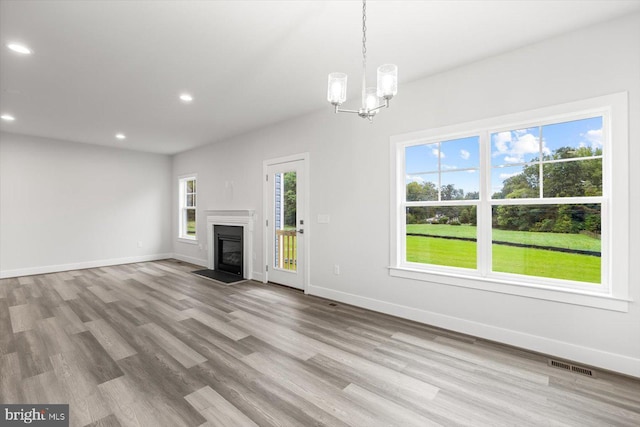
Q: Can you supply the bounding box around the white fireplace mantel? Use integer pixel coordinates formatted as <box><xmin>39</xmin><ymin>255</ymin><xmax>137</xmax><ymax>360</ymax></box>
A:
<box><xmin>205</xmin><ymin>210</ymin><xmax>255</xmax><ymax>280</ymax></box>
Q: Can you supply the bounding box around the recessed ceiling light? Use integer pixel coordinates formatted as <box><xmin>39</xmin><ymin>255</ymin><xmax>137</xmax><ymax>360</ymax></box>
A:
<box><xmin>179</xmin><ymin>93</ymin><xmax>193</xmax><ymax>102</ymax></box>
<box><xmin>1</xmin><ymin>114</ymin><xmax>16</xmax><ymax>121</ymax></box>
<box><xmin>115</xmin><ymin>133</ymin><xmax>126</xmax><ymax>140</ymax></box>
<box><xmin>7</xmin><ymin>43</ymin><xmax>32</xmax><ymax>55</ymax></box>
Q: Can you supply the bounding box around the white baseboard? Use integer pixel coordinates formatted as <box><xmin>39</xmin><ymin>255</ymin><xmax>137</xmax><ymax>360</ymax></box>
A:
<box><xmin>171</xmin><ymin>253</ymin><xmax>208</xmax><ymax>268</ymax></box>
<box><xmin>0</xmin><ymin>253</ymin><xmax>173</xmax><ymax>279</ymax></box>
<box><xmin>251</xmin><ymin>271</ymin><xmax>263</xmax><ymax>282</ymax></box>
<box><xmin>308</xmin><ymin>283</ymin><xmax>640</xmax><ymax>379</ymax></box>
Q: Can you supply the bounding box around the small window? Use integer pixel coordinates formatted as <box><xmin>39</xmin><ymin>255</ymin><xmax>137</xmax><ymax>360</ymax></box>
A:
<box><xmin>489</xmin><ymin>117</ymin><xmax>603</xmax><ymax>284</ymax></box>
<box><xmin>405</xmin><ymin>136</ymin><xmax>480</xmax><ymax>269</ymax></box>
<box><xmin>179</xmin><ymin>176</ymin><xmax>197</xmax><ymax>240</ymax></box>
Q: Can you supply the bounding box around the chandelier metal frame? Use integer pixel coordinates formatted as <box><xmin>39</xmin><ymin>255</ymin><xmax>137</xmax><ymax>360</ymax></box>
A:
<box><xmin>327</xmin><ymin>0</ymin><xmax>398</xmax><ymax>122</ymax></box>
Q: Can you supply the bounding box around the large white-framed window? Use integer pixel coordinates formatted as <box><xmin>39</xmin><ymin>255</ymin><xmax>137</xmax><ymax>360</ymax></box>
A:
<box><xmin>179</xmin><ymin>175</ymin><xmax>197</xmax><ymax>241</ymax></box>
<box><xmin>390</xmin><ymin>93</ymin><xmax>629</xmax><ymax>311</ymax></box>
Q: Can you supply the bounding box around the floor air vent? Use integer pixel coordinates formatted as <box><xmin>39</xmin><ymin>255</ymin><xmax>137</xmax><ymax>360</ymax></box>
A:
<box><xmin>549</xmin><ymin>359</ymin><xmax>594</xmax><ymax>377</ymax></box>
<box><xmin>571</xmin><ymin>365</ymin><xmax>594</xmax><ymax>377</ymax></box>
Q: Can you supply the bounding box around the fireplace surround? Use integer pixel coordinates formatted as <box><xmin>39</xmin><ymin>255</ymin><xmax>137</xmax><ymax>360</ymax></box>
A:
<box><xmin>206</xmin><ymin>210</ymin><xmax>255</xmax><ymax>280</ymax></box>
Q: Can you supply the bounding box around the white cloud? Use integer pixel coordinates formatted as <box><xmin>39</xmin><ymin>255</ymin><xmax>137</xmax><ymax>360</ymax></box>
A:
<box><xmin>582</xmin><ymin>128</ymin><xmax>603</xmax><ymax>149</ymax></box>
<box><xmin>460</xmin><ymin>149</ymin><xmax>470</xmax><ymax>160</ymax></box>
<box><xmin>431</xmin><ymin>148</ymin><xmax>445</xmax><ymax>158</ymax></box>
<box><xmin>492</xmin><ymin>130</ymin><xmax>548</xmax><ymax>163</ymax></box>
<box><xmin>406</xmin><ymin>174</ymin><xmax>425</xmax><ymax>184</ymax></box>
<box><xmin>493</xmin><ymin>132</ymin><xmax>511</xmax><ymax>154</ymax></box>
<box><xmin>499</xmin><ymin>171</ymin><xmax>521</xmax><ymax>180</ymax></box>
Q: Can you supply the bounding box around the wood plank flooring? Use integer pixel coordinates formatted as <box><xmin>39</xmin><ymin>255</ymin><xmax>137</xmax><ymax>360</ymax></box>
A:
<box><xmin>1</xmin><ymin>260</ymin><xmax>639</xmax><ymax>427</ymax></box>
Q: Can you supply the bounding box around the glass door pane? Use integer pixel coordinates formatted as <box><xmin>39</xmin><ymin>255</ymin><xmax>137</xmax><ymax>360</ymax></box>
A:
<box><xmin>273</xmin><ymin>171</ymin><xmax>297</xmax><ymax>271</ymax></box>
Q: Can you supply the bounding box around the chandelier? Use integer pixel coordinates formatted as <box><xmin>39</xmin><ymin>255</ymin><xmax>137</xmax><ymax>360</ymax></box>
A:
<box><xmin>327</xmin><ymin>0</ymin><xmax>398</xmax><ymax>122</ymax></box>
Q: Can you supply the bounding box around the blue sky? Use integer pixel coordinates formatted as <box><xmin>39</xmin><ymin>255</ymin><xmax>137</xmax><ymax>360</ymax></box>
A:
<box><xmin>406</xmin><ymin>136</ymin><xmax>480</xmax><ymax>197</ymax></box>
<box><xmin>491</xmin><ymin>116</ymin><xmax>603</xmax><ymax>166</ymax></box>
<box><xmin>490</xmin><ymin>116</ymin><xmax>603</xmax><ymax>194</ymax></box>
<box><xmin>406</xmin><ymin>136</ymin><xmax>480</xmax><ymax>174</ymax></box>
<box><xmin>406</xmin><ymin>117</ymin><xmax>603</xmax><ymax>197</ymax></box>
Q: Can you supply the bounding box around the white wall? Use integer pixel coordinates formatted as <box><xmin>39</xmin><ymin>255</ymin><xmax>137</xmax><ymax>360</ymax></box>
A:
<box><xmin>172</xmin><ymin>13</ymin><xmax>640</xmax><ymax>376</ymax></box>
<box><xmin>0</xmin><ymin>132</ymin><xmax>172</xmax><ymax>276</ymax></box>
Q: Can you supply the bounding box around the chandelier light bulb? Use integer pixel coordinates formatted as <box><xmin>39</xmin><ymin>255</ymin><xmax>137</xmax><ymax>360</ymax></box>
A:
<box><xmin>382</xmin><ymin>76</ymin><xmax>394</xmax><ymax>93</ymax></box>
<box><xmin>365</xmin><ymin>87</ymin><xmax>379</xmax><ymax>111</ymax></box>
<box><xmin>377</xmin><ymin>64</ymin><xmax>398</xmax><ymax>99</ymax></box>
<box><xmin>327</xmin><ymin>73</ymin><xmax>347</xmax><ymax>105</ymax></box>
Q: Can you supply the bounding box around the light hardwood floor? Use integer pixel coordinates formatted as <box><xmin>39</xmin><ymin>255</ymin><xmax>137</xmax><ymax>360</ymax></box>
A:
<box><xmin>1</xmin><ymin>260</ymin><xmax>639</xmax><ymax>426</ymax></box>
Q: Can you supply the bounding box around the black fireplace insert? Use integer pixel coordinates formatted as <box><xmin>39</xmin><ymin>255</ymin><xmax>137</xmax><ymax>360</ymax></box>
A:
<box><xmin>214</xmin><ymin>225</ymin><xmax>243</xmax><ymax>277</ymax></box>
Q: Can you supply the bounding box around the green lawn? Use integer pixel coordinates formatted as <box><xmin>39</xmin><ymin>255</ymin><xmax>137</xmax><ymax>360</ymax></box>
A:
<box><xmin>407</xmin><ymin>236</ymin><xmax>477</xmax><ymax>269</ymax></box>
<box><xmin>492</xmin><ymin>244</ymin><xmax>600</xmax><ymax>283</ymax></box>
<box><xmin>406</xmin><ymin>224</ymin><xmax>600</xmax><ymax>251</ymax></box>
<box><xmin>406</xmin><ymin>227</ymin><xmax>601</xmax><ymax>284</ymax></box>
<box><xmin>406</xmin><ymin>224</ymin><xmax>477</xmax><ymax>239</ymax></box>
<box><xmin>187</xmin><ymin>220</ymin><xmax>196</xmax><ymax>236</ymax></box>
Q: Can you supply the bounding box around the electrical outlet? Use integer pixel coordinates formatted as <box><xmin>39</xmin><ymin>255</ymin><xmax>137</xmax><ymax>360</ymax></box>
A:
<box><xmin>334</xmin><ymin>264</ymin><xmax>340</xmax><ymax>275</ymax></box>
<box><xmin>137</xmin><ymin>241</ymin><xmax>143</xmax><ymax>248</ymax></box>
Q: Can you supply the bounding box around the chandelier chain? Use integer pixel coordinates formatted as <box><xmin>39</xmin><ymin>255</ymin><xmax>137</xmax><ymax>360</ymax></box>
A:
<box><xmin>362</xmin><ymin>0</ymin><xmax>367</xmax><ymax>65</ymax></box>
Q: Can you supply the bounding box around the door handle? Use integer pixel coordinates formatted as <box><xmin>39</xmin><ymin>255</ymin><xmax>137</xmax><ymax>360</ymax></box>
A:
<box><xmin>297</xmin><ymin>229</ymin><xmax>304</xmax><ymax>234</ymax></box>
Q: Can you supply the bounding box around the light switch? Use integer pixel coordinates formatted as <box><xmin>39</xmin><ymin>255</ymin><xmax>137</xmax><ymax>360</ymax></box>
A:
<box><xmin>317</xmin><ymin>214</ymin><xmax>330</xmax><ymax>224</ymax></box>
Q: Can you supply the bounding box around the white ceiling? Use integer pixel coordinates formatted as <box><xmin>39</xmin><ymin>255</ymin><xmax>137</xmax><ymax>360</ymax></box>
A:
<box><xmin>1</xmin><ymin>0</ymin><xmax>639</xmax><ymax>155</ymax></box>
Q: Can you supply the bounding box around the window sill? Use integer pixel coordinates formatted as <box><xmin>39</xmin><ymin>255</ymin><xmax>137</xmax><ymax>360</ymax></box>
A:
<box><xmin>388</xmin><ymin>266</ymin><xmax>630</xmax><ymax>312</ymax></box>
<box><xmin>177</xmin><ymin>237</ymin><xmax>198</xmax><ymax>245</ymax></box>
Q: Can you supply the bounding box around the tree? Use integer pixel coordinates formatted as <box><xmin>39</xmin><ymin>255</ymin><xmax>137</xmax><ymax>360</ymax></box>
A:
<box><xmin>493</xmin><ymin>146</ymin><xmax>602</xmax><ymax>235</ymax></box>
<box><xmin>283</xmin><ymin>172</ymin><xmax>297</xmax><ymax>227</ymax></box>
<box><xmin>493</xmin><ymin>164</ymin><xmax>539</xmax><ymax>199</ymax></box>
<box><xmin>441</xmin><ymin>184</ymin><xmax>464</xmax><ymax>201</ymax></box>
<box><xmin>407</xmin><ymin>206</ymin><xmax>436</xmax><ymax>224</ymax></box>
<box><xmin>407</xmin><ymin>181</ymin><xmax>438</xmax><ymax>201</ymax></box>
<box><xmin>459</xmin><ymin>206</ymin><xmax>477</xmax><ymax>225</ymax></box>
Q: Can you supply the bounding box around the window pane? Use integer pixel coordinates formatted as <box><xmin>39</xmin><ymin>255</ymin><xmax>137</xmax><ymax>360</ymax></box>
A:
<box><xmin>492</xmin><ymin>204</ymin><xmax>601</xmax><ymax>283</ymax></box>
<box><xmin>543</xmin><ymin>159</ymin><xmax>602</xmax><ymax>198</ymax></box>
<box><xmin>441</xmin><ymin>170</ymin><xmax>479</xmax><ymax>200</ymax></box>
<box><xmin>491</xmin><ymin>164</ymin><xmax>539</xmax><ymax>199</ymax></box>
<box><xmin>282</xmin><ymin>171</ymin><xmax>297</xmax><ymax>228</ymax></box>
<box><xmin>491</xmin><ymin>127</ymin><xmax>541</xmax><ymax>166</ymax></box>
<box><xmin>406</xmin><ymin>174</ymin><xmax>438</xmax><ymax>201</ymax></box>
<box><xmin>187</xmin><ymin>179</ymin><xmax>195</xmax><ymax>193</ymax></box>
<box><xmin>405</xmin><ymin>144</ymin><xmax>439</xmax><ymax>173</ymax></box>
<box><xmin>186</xmin><ymin>209</ymin><xmax>196</xmax><ymax>236</ymax></box>
<box><xmin>406</xmin><ymin>206</ymin><xmax>477</xmax><ymax>269</ymax></box>
<box><xmin>440</xmin><ymin>136</ymin><xmax>479</xmax><ymax>169</ymax></box>
<box><xmin>543</xmin><ymin>117</ymin><xmax>603</xmax><ymax>159</ymax></box>
<box><xmin>187</xmin><ymin>194</ymin><xmax>195</xmax><ymax>207</ymax></box>
<box><xmin>274</xmin><ymin>171</ymin><xmax>297</xmax><ymax>271</ymax></box>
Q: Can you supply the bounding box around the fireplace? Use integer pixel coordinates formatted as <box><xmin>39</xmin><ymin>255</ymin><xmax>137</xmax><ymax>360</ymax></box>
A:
<box><xmin>214</xmin><ymin>225</ymin><xmax>243</xmax><ymax>276</ymax></box>
<box><xmin>206</xmin><ymin>210</ymin><xmax>255</xmax><ymax>281</ymax></box>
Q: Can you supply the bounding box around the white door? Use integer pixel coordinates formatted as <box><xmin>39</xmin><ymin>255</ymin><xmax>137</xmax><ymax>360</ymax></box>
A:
<box><xmin>265</xmin><ymin>157</ymin><xmax>306</xmax><ymax>290</ymax></box>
